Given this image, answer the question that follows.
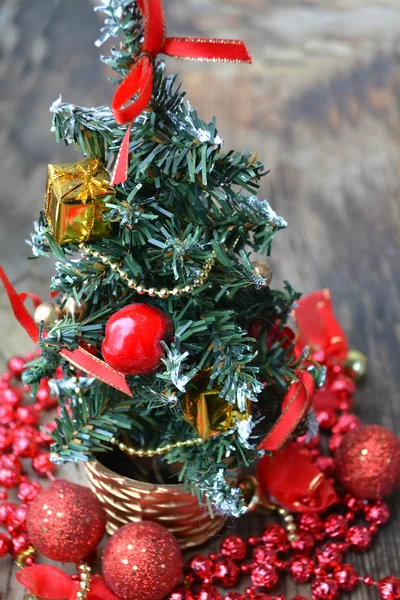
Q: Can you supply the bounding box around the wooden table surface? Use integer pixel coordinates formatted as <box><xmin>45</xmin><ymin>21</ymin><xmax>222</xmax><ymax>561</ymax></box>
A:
<box><xmin>0</xmin><ymin>0</ymin><xmax>399</xmax><ymax>598</ymax></box>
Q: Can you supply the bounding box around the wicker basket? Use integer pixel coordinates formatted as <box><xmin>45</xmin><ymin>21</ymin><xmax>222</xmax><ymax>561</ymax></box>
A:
<box><xmin>85</xmin><ymin>459</ymin><xmax>226</xmax><ymax>549</ymax></box>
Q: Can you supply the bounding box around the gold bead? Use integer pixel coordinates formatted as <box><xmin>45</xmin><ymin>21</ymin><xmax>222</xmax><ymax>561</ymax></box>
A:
<box><xmin>284</xmin><ymin>514</ymin><xmax>294</xmax><ymax>523</ymax></box>
<box><xmin>159</xmin><ymin>289</ymin><xmax>168</xmax><ymax>298</ymax></box>
<box><xmin>81</xmin><ymin>573</ymin><xmax>89</xmax><ymax>581</ymax></box>
<box><xmin>172</xmin><ymin>288</ymin><xmax>179</xmax><ymax>296</ymax></box>
<box><xmin>128</xmin><ymin>447</ymin><xmax>135</xmax><ymax>455</ymax></box>
<box><xmin>74</xmin><ymin>386</ymin><xmax>81</xmax><ymax>394</ymax></box>
<box><xmin>80</xmin><ymin>581</ymin><xmax>89</xmax><ymax>590</ymax></box>
<box><xmin>76</xmin><ymin>592</ymin><xmax>86</xmax><ymax>599</ymax></box>
<box><xmin>148</xmin><ymin>288</ymin><xmax>156</xmax><ymax>297</ymax></box>
<box><xmin>92</xmin><ymin>251</ymin><xmax>99</xmax><ymax>258</ymax></box>
<box><xmin>110</xmin><ymin>437</ymin><xmax>117</xmax><ymax>445</ymax></box>
<box><xmin>343</xmin><ymin>349</ymin><xmax>368</xmax><ymax>382</ymax></box>
<box><xmin>253</xmin><ymin>261</ymin><xmax>273</xmax><ymax>286</ymax></box>
<box><xmin>34</xmin><ymin>302</ymin><xmax>63</xmax><ymax>329</ymax></box>
<box><xmin>127</xmin><ymin>279</ymin><xmax>136</xmax><ymax>287</ymax></box>
<box><xmin>137</xmin><ymin>285</ymin><xmax>144</xmax><ymax>294</ymax></box>
<box><xmin>119</xmin><ymin>443</ymin><xmax>126</xmax><ymax>451</ymax></box>
<box><xmin>286</xmin><ymin>523</ymin><xmax>297</xmax><ymax>533</ymax></box>
<box><xmin>184</xmin><ymin>285</ymin><xmax>191</xmax><ymax>293</ymax></box>
<box><xmin>288</xmin><ymin>534</ymin><xmax>297</xmax><ymax>543</ymax></box>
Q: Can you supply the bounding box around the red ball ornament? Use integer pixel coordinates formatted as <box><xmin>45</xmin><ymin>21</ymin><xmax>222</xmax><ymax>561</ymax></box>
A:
<box><xmin>220</xmin><ymin>535</ymin><xmax>247</xmax><ymax>561</ymax></box>
<box><xmin>7</xmin><ymin>356</ymin><xmax>26</xmax><ymax>379</ymax></box>
<box><xmin>364</xmin><ymin>500</ymin><xmax>391</xmax><ymax>525</ymax></box>
<box><xmin>0</xmin><ymin>454</ymin><xmax>22</xmax><ymax>488</ymax></box>
<box><xmin>261</xmin><ymin>524</ymin><xmax>288</xmax><ymax>551</ymax></box>
<box><xmin>335</xmin><ymin>425</ymin><xmax>400</xmax><ymax>499</ymax></box>
<box><xmin>1</xmin><ymin>386</ymin><xmax>23</xmax><ymax>408</ymax></box>
<box><xmin>0</xmin><ymin>425</ymin><xmax>14</xmax><ymax>451</ymax></box>
<box><xmin>195</xmin><ymin>586</ymin><xmax>220</xmax><ymax>600</ymax></box>
<box><xmin>189</xmin><ymin>554</ymin><xmax>214</xmax><ymax>581</ymax></box>
<box><xmin>10</xmin><ymin>532</ymin><xmax>30</xmax><ymax>557</ymax></box>
<box><xmin>102</xmin><ymin>303</ymin><xmax>173</xmax><ymax>375</ymax></box>
<box><xmin>0</xmin><ymin>532</ymin><xmax>11</xmax><ymax>558</ymax></box>
<box><xmin>102</xmin><ymin>521</ymin><xmax>182</xmax><ymax>600</ymax></box>
<box><xmin>27</xmin><ymin>480</ymin><xmax>106</xmax><ymax>562</ymax></box>
<box><xmin>17</xmin><ymin>480</ymin><xmax>42</xmax><ymax>504</ymax></box>
<box><xmin>291</xmin><ymin>531</ymin><xmax>315</xmax><ymax>555</ymax></box>
<box><xmin>311</xmin><ymin>578</ymin><xmax>339</xmax><ymax>600</ymax></box>
<box><xmin>378</xmin><ymin>577</ymin><xmax>400</xmax><ymax>600</ymax></box>
<box><xmin>32</xmin><ymin>452</ymin><xmax>56</xmax><ymax>477</ymax></box>
<box><xmin>252</xmin><ymin>546</ymin><xmax>277</xmax><ymax>565</ymax></box>
<box><xmin>324</xmin><ymin>514</ymin><xmax>348</xmax><ymax>539</ymax></box>
<box><xmin>289</xmin><ymin>556</ymin><xmax>314</xmax><ymax>583</ymax></box>
<box><xmin>315</xmin><ymin>543</ymin><xmax>343</xmax><ymax>567</ymax></box>
<box><xmin>250</xmin><ymin>564</ymin><xmax>279</xmax><ymax>589</ymax></box>
<box><xmin>333</xmin><ymin>564</ymin><xmax>358</xmax><ymax>592</ymax></box>
<box><xmin>345</xmin><ymin>525</ymin><xmax>372</xmax><ymax>552</ymax></box>
<box><xmin>212</xmin><ymin>558</ymin><xmax>240</xmax><ymax>587</ymax></box>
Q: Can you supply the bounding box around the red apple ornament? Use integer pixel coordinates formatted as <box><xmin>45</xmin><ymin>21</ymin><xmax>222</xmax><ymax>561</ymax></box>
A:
<box><xmin>102</xmin><ymin>304</ymin><xmax>173</xmax><ymax>375</ymax></box>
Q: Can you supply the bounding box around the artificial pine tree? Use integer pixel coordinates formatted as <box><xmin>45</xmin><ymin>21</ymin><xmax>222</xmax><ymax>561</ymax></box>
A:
<box><xmin>23</xmin><ymin>0</ymin><xmax>322</xmax><ymax>516</ymax></box>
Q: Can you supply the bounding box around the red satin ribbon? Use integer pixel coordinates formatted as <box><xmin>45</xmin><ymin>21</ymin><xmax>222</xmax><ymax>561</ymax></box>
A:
<box><xmin>257</xmin><ymin>370</ymin><xmax>315</xmax><ymax>452</ymax></box>
<box><xmin>0</xmin><ymin>266</ymin><xmax>132</xmax><ymax>397</ymax></box>
<box><xmin>110</xmin><ymin>0</ymin><xmax>252</xmax><ymax>185</ymax></box>
<box><xmin>294</xmin><ymin>289</ymin><xmax>348</xmax><ymax>362</ymax></box>
<box><xmin>16</xmin><ymin>565</ymin><xmax>120</xmax><ymax>600</ymax></box>
<box><xmin>257</xmin><ymin>442</ymin><xmax>338</xmax><ymax>513</ymax></box>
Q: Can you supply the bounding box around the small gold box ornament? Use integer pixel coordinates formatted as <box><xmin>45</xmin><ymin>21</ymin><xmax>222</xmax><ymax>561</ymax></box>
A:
<box><xmin>44</xmin><ymin>158</ymin><xmax>115</xmax><ymax>245</ymax></box>
<box><xmin>185</xmin><ymin>369</ymin><xmax>251</xmax><ymax>439</ymax></box>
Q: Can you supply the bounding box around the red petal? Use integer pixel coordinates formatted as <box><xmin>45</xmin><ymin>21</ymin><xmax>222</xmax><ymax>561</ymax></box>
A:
<box><xmin>16</xmin><ymin>565</ymin><xmax>75</xmax><ymax>599</ymax></box>
<box><xmin>88</xmin><ymin>575</ymin><xmax>121</xmax><ymax>600</ymax></box>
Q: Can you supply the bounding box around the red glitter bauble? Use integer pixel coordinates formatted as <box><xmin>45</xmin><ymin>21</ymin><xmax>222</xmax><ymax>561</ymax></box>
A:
<box><xmin>102</xmin><ymin>304</ymin><xmax>173</xmax><ymax>375</ymax></box>
<box><xmin>335</xmin><ymin>425</ymin><xmax>400</xmax><ymax>499</ymax></box>
<box><xmin>102</xmin><ymin>521</ymin><xmax>182</xmax><ymax>600</ymax></box>
<box><xmin>289</xmin><ymin>556</ymin><xmax>314</xmax><ymax>583</ymax></box>
<box><xmin>0</xmin><ymin>532</ymin><xmax>11</xmax><ymax>558</ymax></box>
<box><xmin>378</xmin><ymin>577</ymin><xmax>400</xmax><ymax>600</ymax></box>
<box><xmin>298</xmin><ymin>513</ymin><xmax>324</xmax><ymax>536</ymax></box>
<box><xmin>345</xmin><ymin>525</ymin><xmax>372</xmax><ymax>552</ymax></box>
<box><xmin>311</xmin><ymin>578</ymin><xmax>339</xmax><ymax>600</ymax></box>
<box><xmin>364</xmin><ymin>500</ymin><xmax>391</xmax><ymax>525</ymax></box>
<box><xmin>32</xmin><ymin>452</ymin><xmax>56</xmax><ymax>477</ymax></box>
<box><xmin>324</xmin><ymin>514</ymin><xmax>348</xmax><ymax>539</ymax></box>
<box><xmin>17</xmin><ymin>480</ymin><xmax>42</xmax><ymax>504</ymax></box>
<box><xmin>315</xmin><ymin>543</ymin><xmax>343</xmax><ymax>567</ymax></box>
<box><xmin>27</xmin><ymin>480</ymin><xmax>106</xmax><ymax>562</ymax></box>
<box><xmin>0</xmin><ymin>454</ymin><xmax>21</xmax><ymax>488</ymax></box>
<box><xmin>333</xmin><ymin>564</ymin><xmax>358</xmax><ymax>592</ymax></box>
<box><xmin>10</xmin><ymin>532</ymin><xmax>30</xmax><ymax>557</ymax></box>
<box><xmin>250</xmin><ymin>564</ymin><xmax>279</xmax><ymax>589</ymax></box>
<box><xmin>291</xmin><ymin>531</ymin><xmax>315</xmax><ymax>555</ymax></box>
<box><xmin>220</xmin><ymin>535</ymin><xmax>247</xmax><ymax>561</ymax></box>
<box><xmin>195</xmin><ymin>586</ymin><xmax>220</xmax><ymax>600</ymax></box>
<box><xmin>212</xmin><ymin>558</ymin><xmax>240</xmax><ymax>587</ymax></box>
<box><xmin>261</xmin><ymin>524</ymin><xmax>288</xmax><ymax>551</ymax></box>
<box><xmin>189</xmin><ymin>554</ymin><xmax>214</xmax><ymax>581</ymax></box>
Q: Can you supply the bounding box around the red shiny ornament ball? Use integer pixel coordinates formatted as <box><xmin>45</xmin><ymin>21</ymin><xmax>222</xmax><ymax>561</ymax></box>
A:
<box><xmin>324</xmin><ymin>514</ymin><xmax>348</xmax><ymax>539</ymax></box>
<box><xmin>13</xmin><ymin>430</ymin><xmax>38</xmax><ymax>458</ymax></box>
<box><xmin>335</xmin><ymin>425</ymin><xmax>400</xmax><ymax>499</ymax></box>
<box><xmin>189</xmin><ymin>554</ymin><xmax>214</xmax><ymax>580</ymax></box>
<box><xmin>0</xmin><ymin>454</ymin><xmax>21</xmax><ymax>488</ymax></box>
<box><xmin>36</xmin><ymin>382</ymin><xmax>57</xmax><ymax>410</ymax></box>
<box><xmin>195</xmin><ymin>586</ymin><xmax>220</xmax><ymax>600</ymax></box>
<box><xmin>0</xmin><ymin>404</ymin><xmax>14</xmax><ymax>425</ymax></box>
<box><xmin>261</xmin><ymin>524</ymin><xmax>288</xmax><ymax>550</ymax></box>
<box><xmin>332</xmin><ymin>413</ymin><xmax>360</xmax><ymax>435</ymax></box>
<box><xmin>252</xmin><ymin>545</ymin><xmax>277</xmax><ymax>565</ymax></box>
<box><xmin>0</xmin><ymin>502</ymin><xmax>17</xmax><ymax>526</ymax></box>
<box><xmin>32</xmin><ymin>452</ymin><xmax>56</xmax><ymax>477</ymax></box>
<box><xmin>311</xmin><ymin>578</ymin><xmax>339</xmax><ymax>600</ymax></box>
<box><xmin>7</xmin><ymin>356</ymin><xmax>26</xmax><ymax>379</ymax></box>
<box><xmin>102</xmin><ymin>304</ymin><xmax>173</xmax><ymax>375</ymax></box>
<box><xmin>16</xmin><ymin>405</ymin><xmax>39</xmax><ymax>426</ymax></box>
<box><xmin>167</xmin><ymin>586</ymin><xmax>194</xmax><ymax>600</ymax></box>
<box><xmin>315</xmin><ymin>543</ymin><xmax>343</xmax><ymax>567</ymax></box>
<box><xmin>9</xmin><ymin>504</ymin><xmax>28</xmax><ymax>533</ymax></box>
<box><xmin>0</xmin><ymin>425</ymin><xmax>14</xmax><ymax>451</ymax></box>
<box><xmin>333</xmin><ymin>564</ymin><xmax>358</xmax><ymax>592</ymax></box>
<box><xmin>212</xmin><ymin>558</ymin><xmax>240</xmax><ymax>587</ymax></box>
<box><xmin>250</xmin><ymin>564</ymin><xmax>279</xmax><ymax>589</ymax></box>
<box><xmin>316</xmin><ymin>409</ymin><xmax>338</xmax><ymax>431</ymax></box>
<box><xmin>313</xmin><ymin>456</ymin><xmax>335</xmax><ymax>477</ymax></box>
<box><xmin>328</xmin><ymin>433</ymin><xmax>343</xmax><ymax>453</ymax></box>
<box><xmin>289</xmin><ymin>556</ymin><xmax>314</xmax><ymax>583</ymax></box>
<box><xmin>1</xmin><ymin>386</ymin><xmax>23</xmax><ymax>408</ymax></box>
<box><xmin>364</xmin><ymin>500</ymin><xmax>391</xmax><ymax>525</ymax></box>
<box><xmin>18</xmin><ymin>480</ymin><xmax>42</xmax><ymax>504</ymax></box>
<box><xmin>220</xmin><ymin>535</ymin><xmax>247</xmax><ymax>561</ymax></box>
<box><xmin>378</xmin><ymin>577</ymin><xmax>400</xmax><ymax>600</ymax></box>
<box><xmin>0</xmin><ymin>532</ymin><xmax>11</xmax><ymax>558</ymax></box>
<box><xmin>298</xmin><ymin>513</ymin><xmax>323</xmax><ymax>535</ymax></box>
<box><xmin>27</xmin><ymin>480</ymin><xmax>106</xmax><ymax>562</ymax></box>
<box><xmin>291</xmin><ymin>531</ymin><xmax>315</xmax><ymax>555</ymax></box>
<box><xmin>10</xmin><ymin>532</ymin><xmax>30</xmax><ymax>557</ymax></box>
<box><xmin>102</xmin><ymin>521</ymin><xmax>182</xmax><ymax>600</ymax></box>
<box><xmin>345</xmin><ymin>525</ymin><xmax>372</xmax><ymax>552</ymax></box>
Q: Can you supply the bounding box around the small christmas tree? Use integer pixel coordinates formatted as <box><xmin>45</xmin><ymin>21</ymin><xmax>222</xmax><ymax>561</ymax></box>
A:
<box><xmin>22</xmin><ymin>0</ymin><xmax>321</xmax><ymax>516</ymax></box>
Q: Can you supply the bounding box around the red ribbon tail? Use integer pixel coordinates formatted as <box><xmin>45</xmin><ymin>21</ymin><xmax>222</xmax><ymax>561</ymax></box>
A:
<box><xmin>163</xmin><ymin>37</ymin><xmax>252</xmax><ymax>63</ymax></box>
<box><xmin>0</xmin><ymin>266</ymin><xmax>39</xmax><ymax>343</ymax></box>
<box><xmin>257</xmin><ymin>370</ymin><xmax>314</xmax><ymax>452</ymax></box>
<box><xmin>110</xmin><ymin>123</ymin><xmax>132</xmax><ymax>186</ymax></box>
<box><xmin>16</xmin><ymin>564</ymin><xmax>76</xmax><ymax>599</ymax></box>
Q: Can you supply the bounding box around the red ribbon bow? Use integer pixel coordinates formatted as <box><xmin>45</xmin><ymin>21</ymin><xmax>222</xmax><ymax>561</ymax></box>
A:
<box><xmin>0</xmin><ymin>266</ymin><xmax>132</xmax><ymax>397</ymax></box>
<box><xmin>110</xmin><ymin>0</ymin><xmax>252</xmax><ymax>185</ymax></box>
<box><xmin>16</xmin><ymin>565</ymin><xmax>119</xmax><ymax>600</ymax></box>
<box><xmin>257</xmin><ymin>370</ymin><xmax>315</xmax><ymax>452</ymax></box>
<box><xmin>257</xmin><ymin>442</ymin><xmax>338</xmax><ymax>513</ymax></box>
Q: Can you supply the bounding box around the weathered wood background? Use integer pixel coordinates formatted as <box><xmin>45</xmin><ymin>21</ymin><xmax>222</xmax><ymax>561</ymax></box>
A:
<box><xmin>0</xmin><ymin>0</ymin><xmax>399</xmax><ymax>598</ymax></box>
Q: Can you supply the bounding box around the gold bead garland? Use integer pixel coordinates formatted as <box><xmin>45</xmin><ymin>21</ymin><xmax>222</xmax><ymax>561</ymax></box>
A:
<box><xmin>15</xmin><ymin>545</ymin><xmax>36</xmax><ymax>569</ymax></box>
<box><xmin>78</xmin><ymin>243</ymin><xmax>216</xmax><ymax>298</ymax></box>
<box><xmin>110</xmin><ymin>435</ymin><xmax>205</xmax><ymax>457</ymax></box>
<box><xmin>76</xmin><ymin>563</ymin><xmax>92</xmax><ymax>600</ymax></box>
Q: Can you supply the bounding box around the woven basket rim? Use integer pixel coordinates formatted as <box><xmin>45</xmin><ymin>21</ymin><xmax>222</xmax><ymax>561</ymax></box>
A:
<box><xmin>86</xmin><ymin>458</ymin><xmax>191</xmax><ymax>493</ymax></box>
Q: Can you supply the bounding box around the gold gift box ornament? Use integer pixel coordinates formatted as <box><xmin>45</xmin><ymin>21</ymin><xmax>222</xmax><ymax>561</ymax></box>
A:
<box><xmin>185</xmin><ymin>369</ymin><xmax>251</xmax><ymax>439</ymax></box>
<box><xmin>45</xmin><ymin>158</ymin><xmax>115</xmax><ymax>245</ymax></box>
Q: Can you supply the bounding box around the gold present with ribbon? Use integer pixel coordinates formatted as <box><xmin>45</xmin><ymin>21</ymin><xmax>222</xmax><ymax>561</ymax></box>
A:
<box><xmin>184</xmin><ymin>369</ymin><xmax>251</xmax><ymax>439</ymax></box>
<box><xmin>44</xmin><ymin>158</ymin><xmax>115</xmax><ymax>245</ymax></box>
